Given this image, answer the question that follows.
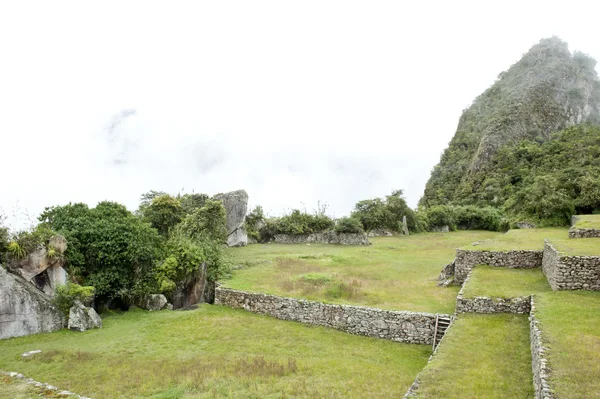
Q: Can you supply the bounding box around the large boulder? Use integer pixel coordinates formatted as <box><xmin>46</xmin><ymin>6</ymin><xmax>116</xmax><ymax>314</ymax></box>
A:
<box><xmin>213</xmin><ymin>189</ymin><xmax>249</xmax><ymax>247</ymax></box>
<box><xmin>139</xmin><ymin>294</ymin><xmax>170</xmax><ymax>311</ymax></box>
<box><xmin>0</xmin><ymin>266</ymin><xmax>65</xmax><ymax>340</ymax></box>
<box><xmin>68</xmin><ymin>300</ymin><xmax>102</xmax><ymax>332</ymax></box>
<box><xmin>9</xmin><ymin>235</ymin><xmax>68</xmax><ymax>297</ymax></box>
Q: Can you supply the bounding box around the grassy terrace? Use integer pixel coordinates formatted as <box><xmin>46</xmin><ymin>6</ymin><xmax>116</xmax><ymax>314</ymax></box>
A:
<box><xmin>414</xmin><ymin>314</ymin><xmax>533</xmax><ymax>398</ymax></box>
<box><xmin>461</xmin><ymin>228</ymin><xmax>567</xmax><ymax>251</ymax></box>
<box><xmin>461</xmin><ymin>266</ymin><xmax>551</xmax><ymax>298</ymax></box>
<box><xmin>0</xmin><ymin>306</ymin><xmax>430</xmax><ymax>399</ymax></box>
<box><xmin>224</xmin><ymin>231</ymin><xmax>499</xmax><ymax>313</ymax></box>
<box><xmin>572</xmin><ymin>214</ymin><xmax>600</xmax><ymax>229</ymax></box>
<box><xmin>548</xmin><ymin>236</ymin><xmax>600</xmax><ymax>256</ymax></box>
<box><xmin>536</xmin><ymin>292</ymin><xmax>600</xmax><ymax>399</ymax></box>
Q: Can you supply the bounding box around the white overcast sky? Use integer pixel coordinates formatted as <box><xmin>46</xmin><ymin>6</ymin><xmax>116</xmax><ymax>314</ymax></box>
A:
<box><xmin>1</xmin><ymin>1</ymin><xmax>599</xmax><ymax>230</ymax></box>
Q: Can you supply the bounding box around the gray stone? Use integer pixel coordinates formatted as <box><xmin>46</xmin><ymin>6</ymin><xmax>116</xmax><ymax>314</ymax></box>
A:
<box><xmin>402</xmin><ymin>215</ymin><xmax>410</xmax><ymax>236</ymax></box>
<box><xmin>0</xmin><ymin>266</ymin><xmax>64</xmax><ymax>340</ymax></box>
<box><xmin>213</xmin><ymin>189</ymin><xmax>249</xmax><ymax>247</ymax></box>
<box><xmin>215</xmin><ymin>287</ymin><xmax>449</xmax><ymax>345</ymax></box>
<box><xmin>543</xmin><ymin>240</ymin><xmax>600</xmax><ymax>290</ymax></box>
<box><xmin>454</xmin><ymin>248</ymin><xmax>543</xmax><ymax>283</ymax></box>
<box><xmin>516</xmin><ymin>222</ymin><xmax>536</xmax><ymax>229</ymax></box>
<box><xmin>273</xmin><ymin>231</ymin><xmax>371</xmax><ymax>245</ymax></box>
<box><xmin>367</xmin><ymin>229</ymin><xmax>393</xmax><ymax>237</ymax></box>
<box><xmin>140</xmin><ymin>294</ymin><xmax>169</xmax><ymax>311</ymax></box>
<box><xmin>432</xmin><ymin>225</ymin><xmax>450</xmax><ymax>232</ymax></box>
<box><xmin>68</xmin><ymin>300</ymin><xmax>102</xmax><ymax>332</ymax></box>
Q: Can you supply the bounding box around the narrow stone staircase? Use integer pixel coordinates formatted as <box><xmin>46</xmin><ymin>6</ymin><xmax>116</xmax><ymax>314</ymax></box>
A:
<box><xmin>432</xmin><ymin>315</ymin><xmax>452</xmax><ymax>350</ymax></box>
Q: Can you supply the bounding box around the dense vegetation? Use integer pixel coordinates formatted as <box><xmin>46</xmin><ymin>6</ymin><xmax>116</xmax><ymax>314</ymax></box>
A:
<box><xmin>421</xmin><ymin>37</ymin><xmax>600</xmax><ymax>226</ymax></box>
<box><xmin>0</xmin><ymin>191</ymin><xmax>233</xmax><ymax>309</ymax></box>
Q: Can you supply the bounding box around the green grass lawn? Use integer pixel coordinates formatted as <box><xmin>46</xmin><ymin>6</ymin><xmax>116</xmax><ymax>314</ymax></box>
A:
<box><xmin>461</xmin><ymin>266</ymin><xmax>551</xmax><ymax>298</ymax></box>
<box><xmin>572</xmin><ymin>215</ymin><xmax>600</xmax><ymax>229</ymax></box>
<box><xmin>547</xmin><ymin>236</ymin><xmax>600</xmax><ymax>256</ymax></box>
<box><xmin>224</xmin><ymin>231</ymin><xmax>500</xmax><ymax>313</ymax></box>
<box><xmin>536</xmin><ymin>291</ymin><xmax>600</xmax><ymax>399</ymax></box>
<box><xmin>414</xmin><ymin>314</ymin><xmax>533</xmax><ymax>399</ymax></box>
<box><xmin>461</xmin><ymin>228</ymin><xmax>568</xmax><ymax>251</ymax></box>
<box><xmin>0</xmin><ymin>375</ymin><xmax>47</xmax><ymax>399</ymax></box>
<box><xmin>0</xmin><ymin>306</ymin><xmax>430</xmax><ymax>399</ymax></box>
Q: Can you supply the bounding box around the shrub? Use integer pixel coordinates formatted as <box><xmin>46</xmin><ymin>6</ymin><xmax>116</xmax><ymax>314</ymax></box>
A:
<box><xmin>245</xmin><ymin>206</ymin><xmax>266</xmax><ymax>241</ymax></box>
<box><xmin>271</xmin><ymin>210</ymin><xmax>335</xmax><ymax>235</ymax></box>
<box><xmin>334</xmin><ymin>217</ymin><xmax>364</xmax><ymax>234</ymax></box>
<box><xmin>454</xmin><ymin>205</ymin><xmax>507</xmax><ymax>231</ymax></box>
<box><xmin>53</xmin><ymin>283</ymin><xmax>95</xmax><ymax>318</ymax></box>
<box><xmin>426</xmin><ymin>205</ymin><xmax>457</xmax><ymax>231</ymax></box>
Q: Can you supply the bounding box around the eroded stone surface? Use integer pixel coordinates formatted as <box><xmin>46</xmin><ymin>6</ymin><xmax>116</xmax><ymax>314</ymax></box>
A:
<box><xmin>213</xmin><ymin>190</ymin><xmax>249</xmax><ymax>247</ymax></box>
<box><xmin>0</xmin><ymin>266</ymin><xmax>64</xmax><ymax>340</ymax></box>
<box><xmin>68</xmin><ymin>300</ymin><xmax>102</xmax><ymax>332</ymax></box>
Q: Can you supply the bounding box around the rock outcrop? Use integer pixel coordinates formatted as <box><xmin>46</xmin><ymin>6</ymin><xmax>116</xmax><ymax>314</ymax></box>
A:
<box><xmin>67</xmin><ymin>300</ymin><xmax>102</xmax><ymax>332</ymax></box>
<box><xmin>172</xmin><ymin>262</ymin><xmax>216</xmax><ymax>308</ymax></box>
<box><xmin>139</xmin><ymin>294</ymin><xmax>170</xmax><ymax>311</ymax></box>
<box><xmin>0</xmin><ymin>266</ymin><xmax>65</xmax><ymax>339</ymax></box>
<box><xmin>213</xmin><ymin>189</ymin><xmax>249</xmax><ymax>247</ymax></box>
<box><xmin>8</xmin><ymin>235</ymin><xmax>68</xmax><ymax>297</ymax></box>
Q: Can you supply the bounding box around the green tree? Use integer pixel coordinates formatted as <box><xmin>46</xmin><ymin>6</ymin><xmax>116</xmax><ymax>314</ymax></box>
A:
<box><xmin>141</xmin><ymin>195</ymin><xmax>185</xmax><ymax>237</ymax></box>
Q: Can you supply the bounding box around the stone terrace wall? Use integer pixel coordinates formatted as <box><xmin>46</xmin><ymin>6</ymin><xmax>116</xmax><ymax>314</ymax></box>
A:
<box><xmin>455</xmin><ymin>269</ymin><xmax>531</xmax><ymax>314</ymax></box>
<box><xmin>455</xmin><ymin>249</ymin><xmax>543</xmax><ymax>283</ymax></box>
<box><xmin>530</xmin><ymin>297</ymin><xmax>555</xmax><ymax>399</ymax></box>
<box><xmin>215</xmin><ymin>287</ymin><xmax>446</xmax><ymax>344</ymax></box>
<box><xmin>542</xmin><ymin>240</ymin><xmax>600</xmax><ymax>290</ymax></box>
<box><xmin>272</xmin><ymin>231</ymin><xmax>371</xmax><ymax>245</ymax></box>
<box><xmin>569</xmin><ymin>228</ymin><xmax>600</xmax><ymax>238</ymax></box>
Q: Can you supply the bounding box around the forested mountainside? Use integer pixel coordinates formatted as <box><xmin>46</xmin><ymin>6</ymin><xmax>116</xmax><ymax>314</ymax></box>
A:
<box><xmin>421</xmin><ymin>37</ymin><xmax>600</xmax><ymax>224</ymax></box>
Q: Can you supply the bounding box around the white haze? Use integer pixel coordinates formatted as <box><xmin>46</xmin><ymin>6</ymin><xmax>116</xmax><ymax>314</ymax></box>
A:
<box><xmin>1</xmin><ymin>0</ymin><xmax>599</xmax><ymax>230</ymax></box>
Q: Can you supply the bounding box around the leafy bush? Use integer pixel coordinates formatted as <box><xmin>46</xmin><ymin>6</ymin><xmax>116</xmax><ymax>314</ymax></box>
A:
<box><xmin>351</xmin><ymin>190</ymin><xmax>417</xmax><ymax>233</ymax></box>
<box><xmin>39</xmin><ymin>202</ymin><xmax>162</xmax><ymax>305</ymax></box>
<box><xmin>334</xmin><ymin>217</ymin><xmax>364</xmax><ymax>234</ymax></box>
<box><xmin>426</xmin><ymin>206</ymin><xmax>457</xmax><ymax>231</ymax></box>
<box><xmin>270</xmin><ymin>210</ymin><xmax>335</xmax><ymax>235</ymax></box>
<box><xmin>53</xmin><ymin>283</ymin><xmax>95</xmax><ymax>318</ymax></box>
<box><xmin>245</xmin><ymin>206</ymin><xmax>266</xmax><ymax>241</ymax></box>
<box><xmin>141</xmin><ymin>195</ymin><xmax>185</xmax><ymax>236</ymax></box>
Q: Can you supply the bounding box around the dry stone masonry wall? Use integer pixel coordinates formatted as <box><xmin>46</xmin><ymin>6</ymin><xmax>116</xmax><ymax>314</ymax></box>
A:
<box><xmin>455</xmin><ymin>269</ymin><xmax>531</xmax><ymax>314</ymax></box>
<box><xmin>529</xmin><ymin>297</ymin><xmax>555</xmax><ymax>399</ymax></box>
<box><xmin>272</xmin><ymin>231</ymin><xmax>371</xmax><ymax>245</ymax></box>
<box><xmin>542</xmin><ymin>240</ymin><xmax>600</xmax><ymax>290</ymax></box>
<box><xmin>454</xmin><ymin>249</ymin><xmax>543</xmax><ymax>283</ymax></box>
<box><xmin>215</xmin><ymin>287</ymin><xmax>446</xmax><ymax>344</ymax></box>
<box><xmin>568</xmin><ymin>228</ymin><xmax>600</xmax><ymax>238</ymax></box>
<box><xmin>1</xmin><ymin>370</ymin><xmax>92</xmax><ymax>399</ymax></box>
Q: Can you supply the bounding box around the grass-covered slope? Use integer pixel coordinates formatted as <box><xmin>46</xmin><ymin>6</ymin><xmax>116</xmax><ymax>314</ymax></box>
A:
<box><xmin>421</xmin><ymin>37</ymin><xmax>600</xmax><ymax>225</ymax></box>
<box><xmin>572</xmin><ymin>214</ymin><xmax>600</xmax><ymax>229</ymax></box>
<box><xmin>536</xmin><ymin>291</ymin><xmax>600</xmax><ymax>399</ymax></box>
<box><xmin>224</xmin><ymin>231</ymin><xmax>500</xmax><ymax>313</ymax></box>
<box><xmin>461</xmin><ymin>266</ymin><xmax>551</xmax><ymax>298</ymax></box>
<box><xmin>414</xmin><ymin>314</ymin><xmax>533</xmax><ymax>398</ymax></box>
<box><xmin>0</xmin><ymin>306</ymin><xmax>430</xmax><ymax>399</ymax></box>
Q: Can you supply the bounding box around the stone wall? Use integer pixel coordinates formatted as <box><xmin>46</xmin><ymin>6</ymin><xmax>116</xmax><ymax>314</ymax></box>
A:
<box><xmin>215</xmin><ymin>287</ymin><xmax>446</xmax><ymax>344</ymax></box>
<box><xmin>530</xmin><ymin>297</ymin><xmax>555</xmax><ymax>399</ymax></box>
<box><xmin>272</xmin><ymin>231</ymin><xmax>371</xmax><ymax>245</ymax></box>
<box><xmin>568</xmin><ymin>228</ymin><xmax>600</xmax><ymax>238</ymax></box>
<box><xmin>0</xmin><ymin>266</ymin><xmax>64</xmax><ymax>340</ymax></box>
<box><xmin>455</xmin><ymin>269</ymin><xmax>531</xmax><ymax>314</ymax></box>
<box><xmin>454</xmin><ymin>249</ymin><xmax>543</xmax><ymax>283</ymax></box>
<box><xmin>542</xmin><ymin>240</ymin><xmax>600</xmax><ymax>290</ymax></box>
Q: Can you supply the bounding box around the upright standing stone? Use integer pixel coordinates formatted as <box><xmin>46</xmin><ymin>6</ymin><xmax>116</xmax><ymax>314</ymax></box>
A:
<box><xmin>402</xmin><ymin>215</ymin><xmax>410</xmax><ymax>236</ymax></box>
<box><xmin>213</xmin><ymin>189</ymin><xmax>249</xmax><ymax>247</ymax></box>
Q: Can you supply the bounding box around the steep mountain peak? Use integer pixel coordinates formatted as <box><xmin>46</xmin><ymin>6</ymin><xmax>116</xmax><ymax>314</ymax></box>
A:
<box><xmin>421</xmin><ymin>37</ymin><xmax>600</xmax><ymax>208</ymax></box>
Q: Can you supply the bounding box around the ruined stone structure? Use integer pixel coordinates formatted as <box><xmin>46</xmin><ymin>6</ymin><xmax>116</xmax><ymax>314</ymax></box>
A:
<box><xmin>272</xmin><ymin>231</ymin><xmax>371</xmax><ymax>245</ymax></box>
<box><xmin>215</xmin><ymin>287</ymin><xmax>447</xmax><ymax>344</ymax></box>
<box><xmin>454</xmin><ymin>249</ymin><xmax>543</xmax><ymax>283</ymax></box>
<box><xmin>568</xmin><ymin>228</ymin><xmax>600</xmax><ymax>238</ymax></box>
<box><xmin>455</xmin><ymin>270</ymin><xmax>531</xmax><ymax>314</ymax></box>
<box><xmin>530</xmin><ymin>297</ymin><xmax>555</xmax><ymax>399</ymax></box>
<box><xmin>542</xmin><ymin>240</ymin><xmax>600</xmax><ymax>290</ymax></box>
